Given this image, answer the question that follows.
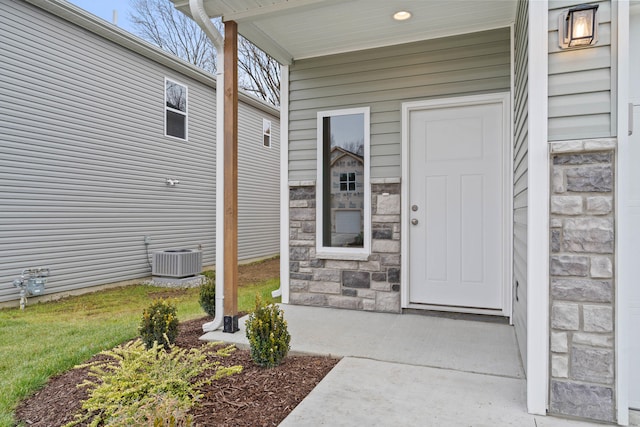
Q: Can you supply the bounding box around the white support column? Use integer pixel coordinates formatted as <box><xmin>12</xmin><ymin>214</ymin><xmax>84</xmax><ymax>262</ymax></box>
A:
<box><xmin>527</xmin><ymin>0</ymin><xmax>550</xmax><ymax>416</ymax></box>
<box><xmin>278</xmin><ymin>64</ymin><xmax>290</xmax><ymax>303</ymax></box>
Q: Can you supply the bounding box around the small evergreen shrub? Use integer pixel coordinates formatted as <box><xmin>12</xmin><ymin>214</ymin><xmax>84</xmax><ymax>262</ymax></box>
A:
<box><xmin>66</xmin><ymin>340</ymin><xmax>242</xmax><ymax>427</ymax></box>
<box><xmin>245</xmin><ymin>295</ymin><xmax>291</xmax><ymax>368</ymax></box>
<box><xmin>139</xmin><ymin>299</ymin><xmax>179</xmax><ymax>350</ymax></box>
<box><xmin>199</xmin><ymin>270</ymin><xmax>216</xmax><ymax>317</ymax></box>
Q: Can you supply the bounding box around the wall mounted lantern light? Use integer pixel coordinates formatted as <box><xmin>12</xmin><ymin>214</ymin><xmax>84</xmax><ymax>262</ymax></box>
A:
<box><xmin>559</xmin><ymin>4</ymin><xmax>599</xmax><ymax>48</ymax></box>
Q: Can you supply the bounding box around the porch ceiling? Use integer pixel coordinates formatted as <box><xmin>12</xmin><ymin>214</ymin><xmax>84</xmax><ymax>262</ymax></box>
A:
<box><xmin>171</xmin><ymin>0</ymin><xmax>517</xmax><ymax>64</ymax></box>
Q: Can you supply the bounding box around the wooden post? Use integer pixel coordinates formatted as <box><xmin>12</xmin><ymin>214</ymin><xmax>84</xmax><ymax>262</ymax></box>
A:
<box><xmin>223</xmin><ymin>20</ymin><xmax>239</xmax><ymax>333</ymax></box>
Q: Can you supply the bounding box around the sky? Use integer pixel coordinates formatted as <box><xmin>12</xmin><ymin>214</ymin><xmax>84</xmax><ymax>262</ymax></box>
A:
<box><xmin>67</xmin><ymin>0</ymin><xmax>136</xmax><ymax>34</ymax></box>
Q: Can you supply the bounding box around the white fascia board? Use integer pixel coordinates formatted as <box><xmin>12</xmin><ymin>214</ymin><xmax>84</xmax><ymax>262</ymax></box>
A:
<box><xmin>526</xmin><ymin>0</ymin><xmax>550</xmax><ymax>416</ymax></box>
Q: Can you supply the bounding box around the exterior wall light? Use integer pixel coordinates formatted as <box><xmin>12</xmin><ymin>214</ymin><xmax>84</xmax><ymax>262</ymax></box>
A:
<box><xmin>393</xmin><ymin>11</ymin><xmax>412</xmax><ymax>21</ymax></box>
<box><xmin>559</xmin><ymin>4</ymin><xmax>599</xmax><ymax>48</ymax></box>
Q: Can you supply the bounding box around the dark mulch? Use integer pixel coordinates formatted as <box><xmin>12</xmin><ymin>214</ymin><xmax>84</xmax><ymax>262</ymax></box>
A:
<box><xmin>15</xmin><ymin>317</ymin><xmax>338</xmax><ymax>427</ymax></box>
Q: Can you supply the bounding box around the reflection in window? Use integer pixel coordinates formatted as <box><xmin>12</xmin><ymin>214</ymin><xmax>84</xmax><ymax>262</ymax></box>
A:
<box><xmin>263</xmin><ymin>118</ymin><xmax>271</xmax><ymax>147</ymax></box>
<box><xmin>317</xmin><ymin>108</ymin><xmax>370</xmax><ymax>251</ymax></box>
<box><xmin>165</xmin><ymin>79</ymin><xmax>187</xmax><ymax>140</ymax></box>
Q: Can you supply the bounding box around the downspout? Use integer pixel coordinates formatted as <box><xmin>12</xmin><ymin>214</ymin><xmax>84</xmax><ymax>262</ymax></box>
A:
<box><xmin>189</xmin><ymin>0</ymin><xmax>225</xmax><ymax>332</ymax></box>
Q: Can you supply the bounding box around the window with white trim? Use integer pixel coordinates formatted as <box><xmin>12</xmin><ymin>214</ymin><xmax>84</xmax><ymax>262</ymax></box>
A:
<box><xmin>165</xmin><ymin>78</ymin><xmax>187</xmax><ymax>140</ymax></box>
<box><xmin>317</xmin><ymin>107</ymin><xmax>370</xmax><ymax>254</ymax></box>
<box><xmin>263</xmin><ymin>118</ymin><xmax>271</xmax><ymax>148</ymax></box>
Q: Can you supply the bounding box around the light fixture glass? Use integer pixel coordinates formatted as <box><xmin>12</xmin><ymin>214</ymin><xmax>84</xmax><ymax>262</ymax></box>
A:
<box><xmin>393</xmin><ymin>11</ymin><xmax>412</xmax><ymax>21</ymax></box>
<box><xmin>561</xmin><ymin>4</ymin><xmax>598</xmax><ymax>48</ymax></box>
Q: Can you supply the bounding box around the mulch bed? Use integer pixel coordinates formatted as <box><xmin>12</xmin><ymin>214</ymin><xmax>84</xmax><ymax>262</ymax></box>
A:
<box><xmin>15</xmin><ymin>317</ymin><xmax>339</xmax><ymax>426</ymax></box>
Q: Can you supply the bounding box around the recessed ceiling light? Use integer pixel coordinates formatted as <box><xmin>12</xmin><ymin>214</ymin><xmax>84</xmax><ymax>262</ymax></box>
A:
<box><xmin>393</xmin><ymin>11</ymin><xmax>412</xmax><ymax>21</ymax></box>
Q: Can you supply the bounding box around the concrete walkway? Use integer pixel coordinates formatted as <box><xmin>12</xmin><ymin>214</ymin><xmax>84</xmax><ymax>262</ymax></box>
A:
<box><xmin>202</xmin><ymin>304</ymin><xmax>619</xmax><ymax>426</ymax></box>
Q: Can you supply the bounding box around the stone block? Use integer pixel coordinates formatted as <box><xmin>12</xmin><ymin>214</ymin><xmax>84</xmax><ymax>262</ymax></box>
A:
<box><xmin>371</xmin><ymin>272</ymin><xmax>387</xmax><ymax>282</ymax></box>
<box><xmin>372</xmin><ymin>239</ymin><xmax>401</xmax><ymax>253</ymax></box>
<box><xmin>586</xmin><ymin>196</ymin><xmax>613</xmax><ymax>215</ymax></box>
<box><xmin>551</xmin><ymin>229</ymin><xmax>561</xmax><ymax>253</ymax></box>
<box><xmin>289</xmin><ymin>228</ymin><xmax>298</xmax><ymax>240</ymax></box>
<box><xmin>571</xmin><ymin>347</ymin><xmax>614</xmax><ymax>384</ymax></box>
<box><xmin>372</xmin><ymin>183</ymin><xmax>400</xmax><ymax>194</ymax></box>
<box><xmin>309</xmin><ymin>258</ymin><xmax>325</xmax><ymax>268</ymax></box>
<box><xmin>550</xmin><ymin>381</ymin><xmax>614</xmax><ymax>422</ymax></box>
<box><xmin>289</xmin><ymin>208</ymin><xmax>315</xmax><ymax>221</ymax></box>
<box><xmin>550</xmin><ymin>141</ymin><xmax>585</xmax><ymax>153</ymax></box>
<box><xmin>342</xmin><ymin>288</ymin><xmax>357</xmax><ymax>297</ymax></box>
<box><xmin>372</xmin><ymin>214</ymin><xmax>401</xmax><ymax>223</ymax></box>
<box><xmin>313</xmin><ymin>269</ymin><xmax>342</xmax><ymax>282</ymax></box>
<box><xmin>551</xmin><ymin>303</ymin><xmax>579</xmax><ymax>330</ymax></box>
<box><xmin>387</xmin><ymin>268</ymin><xmax>400</xmax><ymax>283</ymax></box>
<box><xmin>375</xmin><ymin>292</ymin><xmax>401</xmax><ymax>313</ymax></box>
<box><xmin>376</xmin><ymin>194</ymin><xmax>400</xmax><ymax>215</ymax></box>
<box><xmin>290</xmin><ymin>272</ymin><xmax>313</xmax><ymax>281</ymax></box>
<box><xmin>289</xmin><ymin>292</ymin><xmax>327</xmax><ymax>307</ymax></box>
<box><xmin>583</xmin><ymin>140</ymin><xmax>616</xmax><ymax>151</ymax></box>
<box><xmin>551</xmin><ymin>331</ymin><xmax>568</xmax><ymax>353</ymax></box>
<box><xmin>289</xmin><ymin>280</ymin><xmax>308</xmax><ymax>292</ymax></box>
<box><xmin>301</xmin><ymin>221</ymin><xmax>316</xmax><ymax>233</ymax></box>
<box><xmin>573</xmin><ymin>333</ymin><xmax>614</xmax><ymax>348</ymax></box>
<box><xmin>552</xmin><ymin>168</ymin><xmax>566</xmax><ymax>193</ymax></box>
<box><xmin>562</xmin><ymin>218</ymin><xmax>614</xmax><ymax>253</ymax></box>
<box><xmin>290</xmin><ymin>221</ymin><xmax>301</xmax><ymax>229</ymax></box>
<box><xmin>380</xmin><ymin>254</ymin><xmax>401</xmax><ymax>266</ymax></box>
<box><xmin>552</xmin><ymin>354</ymin><xmax>569</xmax><ymax>378</ymax></box>
<box><xmin>553</xmin><ymin>152</ymin><xmax>612</xmax><ymax>165</ymax></box>
<box><xmin>289</xmin><ymin>199</ymin><xmax>309</xmax><ymax>208</ymax></box>
<box><xmin>551</xmin><ymin>196</ymin><xmax>583</xmax><ymax>215</ymax></box>
<box><xmin>550</xmin><ymin>218</ymin><xmax>563</xmax><ymax>228</ymax></box>
<box><xmin>289</xmin><ymin>261</ymin><xmax>300</xmax><ymax>272</ymax></box>
<box><xmin>362</xmin><ymin>299</ymin><xmax>376</xmax><ymax>311</ymax></box>
<box><xmin>296</xmin><ymin>232</ymin><xmax>315</xmax><ymax>241</ymax></box>
<box><xmin>565</xmin><ymin>165</ymin><xmax>613</xmax><ymax>192</ymax></box>
<box><xmin>590</xmin><ymin>256</ymin><xmax>612</xmax><ymax>279</ymax></box>
<box><xmin>392</xmin><ymin>284</ymin><xmax>400</xmax><ymax>292</ymax></box>
<box><xmin>327</xmin><ymin>295</ymin><xmax>363</xmax><ymax>310</ymax></box>
<box><xmin>342</xmin><ymin>271</ymin><xmax>371</xmax><ymax>288</ymax></box>
<box><xmin>290</xmin><ymin>247</ymin><xmax>309</xmax><ymax>261</ymax></box>
<box><xmin>583</xmin><ymin>305</ymin><xmax>613</xmax><ymax>333</ymax></box>
<box><xmin>290</xmin><ymin>239</ymin><xmax>315</xmax><ymax>247</ymax></box>
<box><xmin>551</xmin><ymin>278</ymin><xmax>612</xmax><ymax>303</ymax></box>
<box><xmin>309</xmin><ymin>281</ymin><xmax>341</xmax><ymax>294</ymax></box>
<box><xmin>371</xmin><ymin>281</ymin><xmax>391</xmax><ymax>291</ymax></box>
<box><xmin>357</xmin><ymin>289</ymin><xmax>377</xmax><ymax>299</ymax></box>
<box><xmin>550</xmin><ymin>255</ymin><xmax>589</xmax><ymax>277</ymax></box>
<box><xmin>325</xmin><ymin>260</ymin><xmax>359</xmax><ymax>270</ymax></box>
<box><xmin>358</xmin><ymin>260</ymin><xmax>381</xmax><ymax>271</ymax></box>
<box><xmin>290</xmin><ymin>186</ymin><xmax>315</xmax><ymax>200</ymax></box>
<box><xmin>372</xmin><ymin>227</ymin><xmax>393</xmax><ymax>239</ymax></box>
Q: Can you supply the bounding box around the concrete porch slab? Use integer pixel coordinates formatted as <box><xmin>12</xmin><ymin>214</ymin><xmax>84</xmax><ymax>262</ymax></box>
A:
<box><xmin>201</xmin><ymin>303</ymin><xmax>524</xmax><ymax>378</ymax></box>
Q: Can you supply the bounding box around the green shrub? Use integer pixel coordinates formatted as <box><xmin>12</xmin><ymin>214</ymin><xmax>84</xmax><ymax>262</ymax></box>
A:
<box><xmin>245</xmin><ymin>295</ymin><xmax>291</xmax><ymax>368</ymax></box>
<box><xmin>139</xmin><ymin>299</ymin><xmax>179</xmax><ymax>350</ymax></box>
<box><xmin>199</xmin><ymin>271</ymin><xmax>216</xmax><ymax>317</ymax></box>
<box><xmin>66</xmin><ymin>339</ymin><xmax>242</xmax><ymax>427</ymax></box>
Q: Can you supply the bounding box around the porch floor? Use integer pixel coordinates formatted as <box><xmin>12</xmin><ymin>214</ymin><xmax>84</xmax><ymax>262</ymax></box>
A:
<box><xmin>201</xmin><ymin>304</ymin><xmax>605</xmax><ymax>426</ymax></box>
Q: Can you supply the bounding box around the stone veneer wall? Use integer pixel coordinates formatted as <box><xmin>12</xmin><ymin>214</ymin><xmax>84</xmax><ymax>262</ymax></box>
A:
<box><xmin>548</xmin><ymin>139</ymin><xmax>616</xmax><ymax>422</ymax></box>
<box><xmin>288</xmin><ymin>181</ymin><xmax>401</xmax><ymax>313</ymax></box>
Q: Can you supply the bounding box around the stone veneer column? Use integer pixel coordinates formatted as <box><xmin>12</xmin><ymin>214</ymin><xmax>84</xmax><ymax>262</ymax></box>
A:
<box><xmin>548</xmin><ymin>139</ymin><xmax>616</xmax><ymax>422</ymax></box>
<box><xmin>288</xmin><ymin>180</ymin><xmax>401</xmax><ymax>313</ymax></box>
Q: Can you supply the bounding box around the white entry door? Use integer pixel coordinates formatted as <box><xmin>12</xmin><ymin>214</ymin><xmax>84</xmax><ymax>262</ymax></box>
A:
<box><xmin>407</xmin><ymin>95</ymin><xmax>507</xmax><ymax>311</ymax></box>
<box><xmin>630</xmin><ymin>105</ymin><xmax>640</xmax><ymax>410</ymax></box>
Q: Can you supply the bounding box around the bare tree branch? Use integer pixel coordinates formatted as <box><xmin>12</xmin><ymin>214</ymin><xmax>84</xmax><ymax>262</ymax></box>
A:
<box><xmin>129</xmin><ymin>0</ymin><xmax>280</xmax><ymax>105</ymax></box>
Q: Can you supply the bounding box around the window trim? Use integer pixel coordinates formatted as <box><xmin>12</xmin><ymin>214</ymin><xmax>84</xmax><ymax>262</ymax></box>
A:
<box><xmin>164</xmin><ymin>77</ymin><xmax>188</xmax><ymax>141</ymax></box>
<box><xmin>316</xmin><ymin>107</ymin><xmax>371</xmax><ymax>259</ymax></box>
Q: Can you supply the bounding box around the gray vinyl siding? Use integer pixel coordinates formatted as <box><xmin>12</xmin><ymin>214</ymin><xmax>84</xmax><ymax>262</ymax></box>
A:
<box><xmin>513</xmin><ymin>0</ymin><xmax>529</xmax><ymax>373</ymax></box>
<box><xmin>0</xmin><ymin>0</ymin><xmax>279</xmax><ymax>303</ymax></box>
<box><xmin>288</xmin><ymin>28</ymin><xmax>512</xmax><ymax>180</ymax></box>
<box><xmin>548</xmin><ymin>0</ymin><xmax>613</xmax><ymax>140</ymax></box>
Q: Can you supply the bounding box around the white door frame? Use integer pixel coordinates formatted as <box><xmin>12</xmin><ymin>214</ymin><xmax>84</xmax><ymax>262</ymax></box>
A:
<box><xmin>400</xmin><ymin>92</ymin><xmax>513</xmax><ymax>318</ymax></box>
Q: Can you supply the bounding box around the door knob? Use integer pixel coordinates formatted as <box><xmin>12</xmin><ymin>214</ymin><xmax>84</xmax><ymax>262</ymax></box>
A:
<box><xmin>411</xmin><ymin>218</ymin><xmax>418</xmax><ymax>225</ymax></box>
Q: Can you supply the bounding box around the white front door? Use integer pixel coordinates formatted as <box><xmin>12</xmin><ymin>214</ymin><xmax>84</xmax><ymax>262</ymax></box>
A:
<box><xmin>630</xmin><ymin>105</ymin><xmax>640</xmax><ymax>410</ymax></box>
<box><xmin>407</xmin><ymin>95</ymin><xmax>508</xmax><ymax>311</ymax></box>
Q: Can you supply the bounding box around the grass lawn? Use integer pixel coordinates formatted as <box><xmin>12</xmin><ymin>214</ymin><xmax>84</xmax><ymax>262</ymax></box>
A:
<box><xmin>0</xmin><ymin>276</ymin><xmax>280</xmax><ymax>427</ymax></box>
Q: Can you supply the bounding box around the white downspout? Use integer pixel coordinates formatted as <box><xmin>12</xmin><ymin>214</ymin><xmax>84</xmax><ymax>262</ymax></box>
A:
<box><xmin>189</xmin><ymin>0</ymin><xmax>225</xmax><ymax>332</ymax></box>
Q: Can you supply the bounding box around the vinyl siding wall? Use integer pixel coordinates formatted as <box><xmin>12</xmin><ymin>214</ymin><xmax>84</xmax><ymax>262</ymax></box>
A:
<box><xmin>548</xmin><ymin>0</ymin><xmax>613</xmax><ymax>140</ymax></box>
<box><xmin>513</xmin><ymin>0</ymin><xmax>529</xmax><ymax>372</ymax></box>
<box><xmin>288</xmin><ymin>28</ymin><xmax>512</xmax><ymax>181</ymax></box>
<box><xmin>0</xmin><ymin>0</ymin><xmax>279</xmax><ymax>303</ymax></box>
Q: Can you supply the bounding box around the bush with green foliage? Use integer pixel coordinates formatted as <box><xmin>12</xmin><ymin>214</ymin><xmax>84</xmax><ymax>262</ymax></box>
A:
<box><xmin>139</xmin><ymin>299</ymin><xmax>179</xmax><ymax>350</ymax></box>
<box><xmin>245</xmin><ymin>295</ymin><xmax>291</xmax><ymax>368</ymax></box>
<box><xmin>199</xmin><ymin>270</ymin><xmax>216</xmax><ymax>317</ymax></box>
<box><xmin>65</xmin><ymin>339</ymin><xmax>242</xmax><ymax>427</ymax></box>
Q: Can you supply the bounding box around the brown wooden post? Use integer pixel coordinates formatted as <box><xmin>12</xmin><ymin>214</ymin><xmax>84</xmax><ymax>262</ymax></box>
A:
<box><xmin>223</xmin><ymin>20</ymin><xmax>239</xmax><ymax>333</ymax></box>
